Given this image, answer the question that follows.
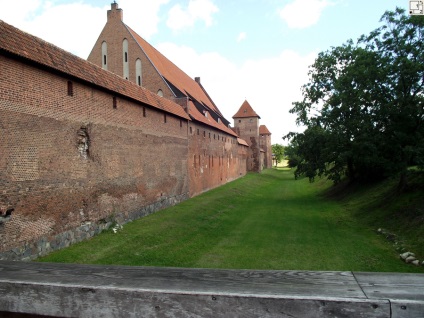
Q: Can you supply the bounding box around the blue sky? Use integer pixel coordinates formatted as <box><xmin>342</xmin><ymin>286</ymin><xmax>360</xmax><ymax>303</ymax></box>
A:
<box><xmin>0</xmin><ymin>0</ymin><xmax>410</xmax><ymax>144</ymax></box>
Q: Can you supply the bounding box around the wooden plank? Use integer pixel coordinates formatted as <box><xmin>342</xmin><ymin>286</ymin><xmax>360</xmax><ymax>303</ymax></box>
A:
<box><xmin>0</xmin><ymin>261</ymin><xmax>366</xmax><ymax>299</ymax></box>
<box><xmin>390</xmin><ymin>300</ymin><xmax>424</xmax><ymax>318</ymax></box>
<box><xmin>354</xmin><ymin>272</ymin><xmax>424</xmax><ymax>301</ymax></box>
<box><xmin>354</xmin><ymin>272</ymin><xmax>424</xmax><ymax>318</ymax></box>
<box><xmin>0</xmin><ymin>281</ymin><xmax>389</xmax><ymax>318</ymax></box>
<box><xmin>0</xmin><ymin>261</ymin><xmax>397</xmax><ymax>317</ymax></box>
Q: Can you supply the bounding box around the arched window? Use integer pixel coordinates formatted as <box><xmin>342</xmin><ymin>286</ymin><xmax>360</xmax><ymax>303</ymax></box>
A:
<box><xmin>136</xmin><ymin>59</ymin><xmax>142</xmax><ymax>86</ymax></box>
<box><xmin>101</xmin><ymin>41</ymin><xmax>107</xmax><ymax>70</ymax></box>
<box><xmin>122</xmin><ymin>39</ymin><xmax>129</xmax><ymax>80</ymax></box>
<box><xmin>157</xmin><ymin>89</ymin><xmax>163</xmax><ymax>97</ymax></box>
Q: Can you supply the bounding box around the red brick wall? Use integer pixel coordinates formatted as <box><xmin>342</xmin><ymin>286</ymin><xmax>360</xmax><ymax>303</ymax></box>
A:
<box><xmin>188</xmin><ymin>123</ymin><xmax>245</xmax><ymax>197</ymax></box>
<box><xmin>234</xmin><ymin>117</ymin><xmax>261</xmax><ymax>172</ymax></box>
<box><xmin>260</xmin><ymin>134</ymin><xmax>272</xmax><ymax>169</ymax></box>
<box><xmin>0</xmin><ymin>55</ymin><xmax>188</xmax><ymax>255</ymax></box>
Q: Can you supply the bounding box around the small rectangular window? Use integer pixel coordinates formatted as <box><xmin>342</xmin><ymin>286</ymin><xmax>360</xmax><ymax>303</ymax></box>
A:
<box><xmin>113</xmin><ymin>96</ymin><xmax>117</xmax><ymax>109</ymax></box>
<box><xmin>67</xmin><ymin>81</ymin><xmax>73</xmax><ymax>96</ymax></box>
<box><xmin>138</xmin><ymin>76</ymin><xmax>141</xmax><ymax>86</ymax></box>
<box><xmin>103</xmin><ymin>55</ymin><xmax>107</xmax><ymax>65</ymax></box>
<box><xmin>125</xmin><ymin>52</ymin><xmax>128</xmax><ymax>62</ymax></box>
<box><xmin>143</xmin><ymin>107</ymin><xmax>146</xmax><ymax>117</ymax></box>
<box><xmin>180</xmin><ymin>120</ymin><xmax>183</xmax><ymax>127</ymax></box>
<box><xmin>164</xmin><ymin>113</ymin><xmax>167</xmax><ymax>123</ymax></box>
<box><xmin>203</xmin><ymin>131</ymin><xmax>206</xmax><ymax>138</ymax></box>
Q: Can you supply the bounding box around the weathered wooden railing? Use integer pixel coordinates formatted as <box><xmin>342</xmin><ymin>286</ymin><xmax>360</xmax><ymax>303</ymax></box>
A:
<box><xmin>0</xmin><ymin>261</ymin><xmax>423</xmax><ymax>317</ymax></box>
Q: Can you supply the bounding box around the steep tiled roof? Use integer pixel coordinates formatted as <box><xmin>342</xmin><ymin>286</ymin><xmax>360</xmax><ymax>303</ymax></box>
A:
<box><xmin>259</xmin><ymin>125</ymin><xmax>271</xmax><ymax>135</ymax></box>
<box><xmin>126</xmin><ymin>26</ymin><xmax>223</xmax><ymax>119</ymax></box>
<box><xmin>233</xmin><ymin>100</ymin><xmax>260</xmax><ymax>119</ymax></box>
<box><xmin>0</xmin><ymin>20</ymin><xmax>190</xmax><ymax>120</ymax></box>
<box><xmin>188</xmin><ymin>101</ymin><xmax>237</xmax><ymax>137</ymax></box>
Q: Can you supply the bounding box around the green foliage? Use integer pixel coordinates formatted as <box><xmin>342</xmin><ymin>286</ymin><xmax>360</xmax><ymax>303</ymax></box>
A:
<box><xmin>286</xmin><ymin>8</ymin><xmax>424</xmax><ymax>186</ymax></box>
<box><xmin>271</xmin><ymin>143</ymin><xmax>285</xmax><ymax>166</ymax></box>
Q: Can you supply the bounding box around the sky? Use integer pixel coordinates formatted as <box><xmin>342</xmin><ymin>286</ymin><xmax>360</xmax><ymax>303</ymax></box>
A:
<box><xmin>0</xmin><ymin>0</ymin><xmax>411</xmax><ymax>144</ymax></box>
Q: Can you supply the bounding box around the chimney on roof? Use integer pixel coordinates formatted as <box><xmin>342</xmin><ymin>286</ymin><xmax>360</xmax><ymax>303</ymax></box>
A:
<box><xmin>195</xmin><ymin>77</ymin><xmax>201</xmax><ymax>84</ymax></box>
<box><xmin>108</xmin><ymin>1</ymin><xmax>123</xmax><ymax>22</ymax></box>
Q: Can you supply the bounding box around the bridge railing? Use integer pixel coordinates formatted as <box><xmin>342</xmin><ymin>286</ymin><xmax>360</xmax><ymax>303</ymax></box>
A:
<box><xmin>0</xmin><ymin>261</ymin><xmax>423</xmax><ymax>317</ymax></box>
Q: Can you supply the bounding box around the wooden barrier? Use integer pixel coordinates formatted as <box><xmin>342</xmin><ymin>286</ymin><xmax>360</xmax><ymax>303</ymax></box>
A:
<box><xmin>0</xmin><ymin>261</ymin><xmax>423</xmax><ymax>317</ymax></box>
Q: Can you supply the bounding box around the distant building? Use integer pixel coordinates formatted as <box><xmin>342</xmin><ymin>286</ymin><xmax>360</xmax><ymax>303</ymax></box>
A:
<box><xmin>233</xmin><ymin>100</ymin><xmax>272</xmax><ymax>172</ymax></box>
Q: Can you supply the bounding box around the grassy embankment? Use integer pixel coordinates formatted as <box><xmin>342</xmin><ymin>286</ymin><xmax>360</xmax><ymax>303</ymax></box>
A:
<box><xmin>38</xmin><ymin>168</ymin><xmax>424</xmax><ymax>273</ymax></box>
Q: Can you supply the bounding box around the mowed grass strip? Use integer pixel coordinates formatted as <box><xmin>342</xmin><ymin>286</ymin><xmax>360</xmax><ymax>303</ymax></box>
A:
<box><xmin>38</xmin><ymin>169</ymin><xmax>424</xmax><ymax>272</ymax></box>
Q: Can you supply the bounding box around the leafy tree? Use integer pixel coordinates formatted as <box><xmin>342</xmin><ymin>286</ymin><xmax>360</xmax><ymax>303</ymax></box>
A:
<box><xmin>284</xmin><ymin>141</ymin><xmax>300</xmax><ymax>169</ymax></box>
<box><xmin>286</xmin><ymin>8</ymin><xmax>424</xmax><ymax>188</ymax></box>
<box><xmin>360</xmin><ymin>8</ymin><xmax>424</xmax><ymax>188</ymax></box>
<box><xmin>271</xmin><ymin>144</ymin><xmax>285</xmax><ymax>166</ymax></box>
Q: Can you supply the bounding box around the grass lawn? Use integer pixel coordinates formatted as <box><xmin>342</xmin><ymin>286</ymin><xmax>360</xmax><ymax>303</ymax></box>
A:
<box><xmin>38</xmin><ymin>169</ymin><xmax>424</xmax><ymax>273</ymax></box>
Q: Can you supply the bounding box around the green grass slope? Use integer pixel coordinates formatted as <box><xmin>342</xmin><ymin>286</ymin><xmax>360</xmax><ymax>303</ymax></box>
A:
<box><xmin>38</xmin><ymin>169</ymin><xmax>424</xmax><ymax>273</ymax></box>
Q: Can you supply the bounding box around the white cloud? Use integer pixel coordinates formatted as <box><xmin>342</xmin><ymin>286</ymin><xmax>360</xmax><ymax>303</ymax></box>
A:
<box><xmin>237</xmin><ymin>32</ymin><xmax>247</xmax><ymax>42</ymax></box>
<box><xmin>166</xmin><ymin>0</ymin><xmax>219</xmax><ymax>31</ymax></box>
<box><xmin>0</xmin><ymin>0</ymin><xmax>43</xmax><ymax>25</ymax></box>
<box><xmin>279</xmin><ymin>0</ymin><xmax>334</xmax><ymax>29</ymax></box>
<box><xmin>25</xmin><ymin>3</ymin><xmax>107</xmax><ymax>58</ymax></box>
<box><xmin>0</xmin><ymin>1</ymin><xmax>170</xmax><ymax>57</ymax></box>
<box><xmin>156</xmin><ymin>42</ymin><xmax>316</xmax><ymax>142</ymax></box>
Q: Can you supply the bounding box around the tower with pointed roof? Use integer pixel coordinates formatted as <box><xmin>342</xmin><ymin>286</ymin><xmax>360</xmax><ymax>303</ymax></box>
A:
<box><xmin>233</xmin><ymin>100</ymin><xmax>262</xmax><ymax>172</ymax></box>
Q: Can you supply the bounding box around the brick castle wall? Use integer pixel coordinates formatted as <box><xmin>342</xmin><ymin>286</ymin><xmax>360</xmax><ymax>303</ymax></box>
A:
<box><xmin>188</xmin><ymin>123</ymin><xmax>246</xmax><ymax>197</ymax></box>
<box><xmin>0</xmin><ymin>55</ymin><xmax>189</xmax><ymax>259</ymax></box>
<box><xmin>234</xmin><ymin>117</ymin><xmax>261</xmax><ymax>172</ymax></box>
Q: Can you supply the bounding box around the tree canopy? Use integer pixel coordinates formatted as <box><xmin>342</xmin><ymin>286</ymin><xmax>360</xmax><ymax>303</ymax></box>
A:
<box><xmin>285</xmin><ymin>8</ymin><xmax>424</xmax><ymax>187</ymax></box>
<box><xmin>271</xmin><ymin>144</ymin><xmax>285</xmax><ymax>166</ymax></box>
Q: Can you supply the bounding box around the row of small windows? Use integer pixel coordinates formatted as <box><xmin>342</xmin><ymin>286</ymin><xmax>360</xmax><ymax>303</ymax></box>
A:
<box><xmin>189</xmin><ymin>126</ymin><xmax>236</xmax><ymax>144</ymax></box>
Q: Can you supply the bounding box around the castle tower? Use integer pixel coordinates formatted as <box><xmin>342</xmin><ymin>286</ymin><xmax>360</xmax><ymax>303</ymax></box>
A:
<box><xmin>259</xmin><ymin>125</ymin><xmax>272</xmax><ymax>169</ymax></box>
<box><xmin>233</xmin><ymin>100</ymin><xmax>262</xmax><ymax>172</ymax></box>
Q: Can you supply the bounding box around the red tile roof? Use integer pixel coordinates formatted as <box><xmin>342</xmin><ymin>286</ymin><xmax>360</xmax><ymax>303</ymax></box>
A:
<box><xmin>237</xmin><ymin>138</ymin><xmax>249</xmax><ymax>147</ymax></box>
<box><xmin>259</xmin><ymin>125</ymin><xmax>271</xmax><ymax>135</ymax></box>
<box><xmin>233</xmin><ymin>100</ymin><xmax>260</xmax><ymax>119</ymax></box>
<box><xmin>126</xmin><ymin>26</ymin><xmax>224</xmax><ymax>119</ymax></box>
<box><xmin>0</xmin><ymin>20</ymin><xmax>190</xmax><ymax>121</ymax></box>
<box><xmin>188</xmin><ymin>101</ymin><xmax>238</xmax><ymax>137</ymax></box>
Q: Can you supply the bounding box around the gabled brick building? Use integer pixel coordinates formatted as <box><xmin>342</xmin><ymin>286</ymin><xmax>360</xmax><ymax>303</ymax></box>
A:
<box><xmin>0</xmin><ymin>3</ymin><xmax>270</xmax><ymax>260</ymax></box>
<box><xmin>87</xmin><ymin>3</ymin><xmax>246</xmax><ymax>196</ymax></box>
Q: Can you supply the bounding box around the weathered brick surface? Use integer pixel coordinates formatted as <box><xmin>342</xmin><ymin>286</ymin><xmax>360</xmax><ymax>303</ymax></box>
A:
<box><xmin>260</xmin><ymin>134</ymin><xmax>272</xmax><ymax>169</ymax></box>
<box><xmin>0</xmin><ymin>56</ymin><xmax>189</xmax><ymax>257</ymax></box>
<box><xmin>234</xmin><ymin>117</ymin><xmax>261</xmax><ymax>172</ymax></box>
<box><xmin>188</xmin><ymin>122</ymin><xmax>246</xmax><ymax>197</ymax></box>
